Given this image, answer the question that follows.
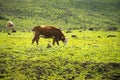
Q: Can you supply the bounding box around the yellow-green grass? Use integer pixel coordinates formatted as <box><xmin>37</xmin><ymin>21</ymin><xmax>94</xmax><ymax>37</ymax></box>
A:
<box><xmin>0</xmin><ymin>30</ymin><xmax>120</xmax><ymax>80</ymax></box>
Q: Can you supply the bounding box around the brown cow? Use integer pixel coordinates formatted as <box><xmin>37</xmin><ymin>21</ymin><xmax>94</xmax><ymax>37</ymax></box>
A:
<box><xmin>32</xmin><ymin>25</ymin><xmax>68</xmax><ymax>45</ymax></box>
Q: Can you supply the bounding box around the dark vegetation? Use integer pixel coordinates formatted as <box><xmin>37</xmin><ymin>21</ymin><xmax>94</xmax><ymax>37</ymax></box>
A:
<box><xmin>0</xmin><ymin>52</ymin><xmax>120</xmax><ymax>80</ymax></box>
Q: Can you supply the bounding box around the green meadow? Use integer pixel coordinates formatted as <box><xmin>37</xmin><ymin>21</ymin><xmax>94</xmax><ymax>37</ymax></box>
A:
<box><xmin>0</xmin><ymin>31</ymin><xmax>120</xmax><ymax>80</ymax></box>
<box><xmin>0</xmin><ymin>0</ymin><xmax>120</xmax><ymax>80</ymax></box>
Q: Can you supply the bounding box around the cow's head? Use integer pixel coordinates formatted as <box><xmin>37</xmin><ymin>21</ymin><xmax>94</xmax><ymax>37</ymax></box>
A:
<box><xmin>32</xmin><ymin>26</ymin><xmax>41</xmax><ymax>31</ymax></box>
<box><xmin>32</xmin><ymin>26</ymin><xmax>37</xmax><ymax>31</ymax></box>
<box><xmin>11</xmin><ymin>28</ymin><xmax>16</xmax><ymax>33</ymax></box>
<box><xmin>61</xmin><ymin>37</ymin><xmax>68</xmax><ymax>45</ymax></box>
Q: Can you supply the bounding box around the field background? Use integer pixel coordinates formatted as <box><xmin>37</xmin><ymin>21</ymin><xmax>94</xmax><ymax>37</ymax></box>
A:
<box><xmin>0</xmin><ymin>0</ymin><xmax>120</xmax><ymax>30</ymax></box>
<box><xmin>0</xmin><ymin>0</ymin><xmax>120</xmax><ymax>80</ymax></box>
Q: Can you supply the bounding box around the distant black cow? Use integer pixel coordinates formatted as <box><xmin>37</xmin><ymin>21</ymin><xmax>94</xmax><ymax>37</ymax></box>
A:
<box><xmin>32</xmin><ymin>25</ymin><xmax>68</xmax><ymax>45</ymax></box>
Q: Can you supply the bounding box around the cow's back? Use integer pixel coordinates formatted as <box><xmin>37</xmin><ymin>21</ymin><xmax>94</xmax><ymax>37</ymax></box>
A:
<box><xmin>40</xmin><ymin>26</ymin><xmax>64</xmax><ymax>38</ymax></box>
<box><xmin>6</xmin><ymin>21</ymin><xmax>14</xmax><ymax>27</ymax></box>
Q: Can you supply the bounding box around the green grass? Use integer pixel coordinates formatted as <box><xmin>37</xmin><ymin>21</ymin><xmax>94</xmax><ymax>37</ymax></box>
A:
<box><xmin>0</xmin><ymin>30</ymin><xmax>120</xmax><ymax>80</ymax></box>
<box><xmin>0</xmin><ymin>0</ymin><xmax>120</xmax><ymax>79</ymax></box>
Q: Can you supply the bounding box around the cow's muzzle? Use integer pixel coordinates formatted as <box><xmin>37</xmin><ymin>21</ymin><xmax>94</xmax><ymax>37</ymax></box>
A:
<box><xmin>64</xmin><ymin>37</ymin><xmax>68</xmax><ymax>45</ymax></box>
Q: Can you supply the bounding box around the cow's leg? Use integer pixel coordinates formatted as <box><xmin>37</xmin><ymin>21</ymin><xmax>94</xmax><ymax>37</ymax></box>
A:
<box><xmin>32</xmin><ymin>32</ymin><xmax>40</xmax><ymax>45</ymax></box>
<box><xmin>56</xmin><ymin>40</ymin><xmax>59</xmax><ymax>46</ymax></box>
<box><xmin>52</xmin><ymin>36</ymin><xmax>56</xmax><ymax>45</ymax></box>
<box><xmin>53</xmin><ymin>37</ymin><xmax>59</xmax><ymax>46</ymax></box>
<box><xmin>53</xmin><ymin>38</ymin><xmax>55</xmax><ymax>45</ymax></box>
<box><xmin>32</xmin><ymin>35</ymin><xmax>39</xmax><ymax>45</ymax></box>
<box><xmin>32</xmin><ymin>37</ymin><xmax>36</xmax><ymax>45</ymax></box>
<box><xmin>6</xmin><ymin>27</ymin><xmax>11</xmax><ymax>35</ymax></box>
<box><xmin>55</xmin><ymin>38</ymin><xmax>59</xmax><ymax>46</ymax></box>
<box><xmin>36</xmin><ymin>37</ymin><xmax>40</xmax><ymax>45</ymax></box>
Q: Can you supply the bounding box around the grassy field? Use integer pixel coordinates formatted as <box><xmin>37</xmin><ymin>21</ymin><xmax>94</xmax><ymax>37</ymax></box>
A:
<box><xmin>0</xmin><ymin>0</ymin><xmax>120</xmax><ymax>79</ymax></box>
<box><xmin>0</xmin><ymin>30</ymin><xmax>120</xmax><ymax>80</ymax></box>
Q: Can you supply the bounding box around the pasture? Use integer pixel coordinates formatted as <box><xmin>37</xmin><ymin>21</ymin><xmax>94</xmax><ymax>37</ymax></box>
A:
<box><xmin>0</xmin><ymin>30</ymin><xmax>120</xmax><ymax>80</ymax></box>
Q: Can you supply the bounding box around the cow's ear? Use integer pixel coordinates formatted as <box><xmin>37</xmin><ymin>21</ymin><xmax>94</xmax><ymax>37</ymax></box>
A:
<box><xmin>32</xmin><ymin>27</ymin><xmax>36</xmax><ymax>31</ymax></box>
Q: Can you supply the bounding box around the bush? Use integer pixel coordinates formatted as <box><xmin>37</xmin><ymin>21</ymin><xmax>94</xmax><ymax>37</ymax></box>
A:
<box><xmin>88</xmin><ymin>27</ymin><xmax>94</xmax><ymax>31</ymax></box>
<box><xmin>106</xmin><ymin>26</ymin><xmax>118</xmax><ymax>31</ymax></box>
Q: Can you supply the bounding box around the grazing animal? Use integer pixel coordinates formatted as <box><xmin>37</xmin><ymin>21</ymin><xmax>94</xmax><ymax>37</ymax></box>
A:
<box><xmin>32</xmin><ymin>25</ymin><xmax>68</xmax><ymax>45</ymax></box>
<box><xmin>6</xmin><ymin>21</ymin><xmax>16</xmax><ymax>34</ymax></box>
